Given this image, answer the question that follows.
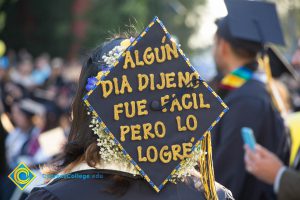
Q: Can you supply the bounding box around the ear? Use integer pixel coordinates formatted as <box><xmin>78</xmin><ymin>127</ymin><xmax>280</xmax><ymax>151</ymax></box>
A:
<box><xmin>219</xmin><ymin>38</ymin><xmax>230</xmax><ymax>57</ymax></box>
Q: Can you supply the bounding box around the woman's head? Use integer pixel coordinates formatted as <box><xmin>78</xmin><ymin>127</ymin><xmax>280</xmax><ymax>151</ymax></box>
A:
<box><xmin>52</xmin><ymin>36</ymin><xmax>128</xmax><ymax>172</ymax></box>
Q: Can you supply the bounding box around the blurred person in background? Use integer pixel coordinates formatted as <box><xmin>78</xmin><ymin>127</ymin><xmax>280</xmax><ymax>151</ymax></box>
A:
<box><xmin>266</xmin><ymin>44</ymin><xmax>300</xmax><ymax>167</ymax></box>
<box><xmin>10</xmin><ymin>59</ymin><xmax>35</xmax><ymax>89</ymax></box>
<box><xmin>244</xmin><ymin>38</ymin><xmax>300</xmax><ymax>200</ymax></box>
<box><xmin>31</xmin><ymin>53</ymin><xmax>51</xmax><ymax>86</ymax></box>
<box><xmin>5</xmin><ymin>99</ymin><xmax>47</xmax><ymax>169</ymax></box>
<box><xmin>211</xmin><ymin>0</ymin><xmax>290</xmax><ymax>199</ymax></box>
<box><xmin>3</xmin><ymin>99</ymin><xmax>46</xmax><ymax>199</ymax></box>
<box><xmin>2</xmin><ymin>82</ymin><xmax>28</xmax><ymax>112</ymax></box>
<box><xmin>244</xmin><ymin>144</ymin><xmax>300</xmax><ymax>200</ymax></box>
<box><xmin>0</xmin><ymin>43</ymin><xmax>77</xmax><ymax>200</ymax></box>
<box><xmin>45</xmin><ymin>57</ymin><xmax>65</xmax><ymax>88</ymax></box>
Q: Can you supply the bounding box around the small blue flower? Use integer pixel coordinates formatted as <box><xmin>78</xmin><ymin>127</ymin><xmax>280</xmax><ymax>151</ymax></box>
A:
<box><xmin>86</xmin><ymin>77</ymin><xmax>98</xmax><ymax>91</ymax></box>
<box><xmin>88</xmin><ymin>77</ymin><xmax>98</xmax><ymax>84</ymax></box>
<box><xmin>86</xmin><ymin>84</ymin><xmax>95</xmax><ymax>91</ymax></box>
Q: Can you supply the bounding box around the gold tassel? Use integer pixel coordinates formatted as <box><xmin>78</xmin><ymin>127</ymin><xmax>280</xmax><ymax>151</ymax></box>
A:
<box><xmin>198</xmin><ymin>132</ymin><xmax>218</xmax><ymax>200</ymax></box>
<box><xmin>258</xmin><ymin>54</ymin><xmax>287</xmax><ymax>115</ymax></box>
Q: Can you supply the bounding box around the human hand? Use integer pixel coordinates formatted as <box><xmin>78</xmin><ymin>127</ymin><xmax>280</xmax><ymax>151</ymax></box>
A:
<box><xmin>244</xmin><ymin>144</ymin><xmax>284</xmax><ymax>184</ymax></box>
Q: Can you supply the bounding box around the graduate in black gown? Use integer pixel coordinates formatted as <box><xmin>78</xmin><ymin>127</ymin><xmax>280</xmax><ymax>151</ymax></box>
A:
<box><xmin>211</xmin><ymin>0</ymin><xmax>290</xmax><ymax>200</ymax></box>
<box><xmin>26</xmin><ymin>22</ymin><xmax>233</xmax><ymax>199</ymax></box>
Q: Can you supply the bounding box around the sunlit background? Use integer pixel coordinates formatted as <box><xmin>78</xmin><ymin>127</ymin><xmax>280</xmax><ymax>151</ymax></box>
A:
<box><xmin>1</xmin><ymin>0</ymin><xmax>299</xmax><ymax>80</ymax></box>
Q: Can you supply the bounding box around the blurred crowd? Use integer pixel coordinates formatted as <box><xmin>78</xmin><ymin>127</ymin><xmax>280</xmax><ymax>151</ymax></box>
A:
<box><xmin>0</xmin><ymin>43</ymin><xmax>300</xmax><ymax>200</ymax></box>
<box><xmin>0</xmin><ymin>49</ymin><xmax>82</xmax><ymax>198</ymax></box>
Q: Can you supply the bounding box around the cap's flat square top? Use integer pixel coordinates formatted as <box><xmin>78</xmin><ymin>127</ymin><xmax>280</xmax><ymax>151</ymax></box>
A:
<box><xmin>225</xmin><ymin>0</ymin><xmax>285</xmax><ymax>45</ymax></box>
<box><xmin>84</xmin><ymin>17</ymin><xmax>228</xmax><ymax>192</ymax></box>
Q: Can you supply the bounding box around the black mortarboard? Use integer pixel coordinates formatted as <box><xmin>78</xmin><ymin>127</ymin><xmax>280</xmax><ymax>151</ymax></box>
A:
<box><xmin>220</xmin><ymin>0</ymin><xmax>285</xmax><ymax>46</ymax></box>
<box><xmin>267</xmin><ymin>46</ymin><xmax>300</xmax><ymax>80</ymax></box>
<box><xmin>83</xmin><ymin>17</ymin><xmax>228</xmax><ymax>192</ymax></box>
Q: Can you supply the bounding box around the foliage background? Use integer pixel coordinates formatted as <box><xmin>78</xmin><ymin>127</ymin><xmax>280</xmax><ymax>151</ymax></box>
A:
<box><xmin>0</xmin><ymin>0</ymin><xmax>299</xmax><ymax>59</ymax></box>
<box><xmin>0</xmin><ymin>0</ymin><xmax>205</xmax><ymax>58</ymax></box>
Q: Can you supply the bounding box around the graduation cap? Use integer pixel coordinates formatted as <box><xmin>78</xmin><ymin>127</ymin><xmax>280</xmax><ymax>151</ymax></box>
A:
<box><xmin>217</xmin><ymin>0</ymin><xmax>285</xmax><ymax>46</ymax></box>
<box><xmin>267</xmin><ymin>46</ymin><xmax>300</xmax><ymax>81</ymax></box>
<box><xmin>83</xmin><ymin>17</ymin><xmax>228</xmax><ymax>193</ymax></box>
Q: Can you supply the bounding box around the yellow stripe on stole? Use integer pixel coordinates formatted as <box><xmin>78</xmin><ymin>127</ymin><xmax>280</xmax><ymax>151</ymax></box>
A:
<box><xmin>221</xmin><ymin>74</ymin><xmax>246</xmax><ymax>88</ymax></box>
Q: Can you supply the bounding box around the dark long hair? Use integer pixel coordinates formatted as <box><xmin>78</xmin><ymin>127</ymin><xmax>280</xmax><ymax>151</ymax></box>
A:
<box><xmin>43</xmin><ymin>36</ymin><xmax>127</xmax><ymax>174</ymax></box>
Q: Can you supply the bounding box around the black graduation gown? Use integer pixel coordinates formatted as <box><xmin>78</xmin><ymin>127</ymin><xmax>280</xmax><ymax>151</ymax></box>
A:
<box><xmin>26</xmin><ymin>169</ymin><xmax>234</xmax><ymax>200</ymax></box>
<box><xmin>211</xmin><ymin>79</ymin><xmax>290</xmax><ymax>200</ymax></box>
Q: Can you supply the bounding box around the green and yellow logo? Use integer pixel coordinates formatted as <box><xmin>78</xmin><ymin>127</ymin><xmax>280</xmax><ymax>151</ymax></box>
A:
<box><xmin>8</xmin><ymin>162</ymin><xmax>36</xmax><ymax>190</ymax></box>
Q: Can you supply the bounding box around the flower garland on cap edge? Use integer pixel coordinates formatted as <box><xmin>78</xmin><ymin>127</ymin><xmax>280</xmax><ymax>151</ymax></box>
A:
<box><xmin>85</xmin><ymin>37</ymin><xmax>205</xmax><ymax>183</ymax></box>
